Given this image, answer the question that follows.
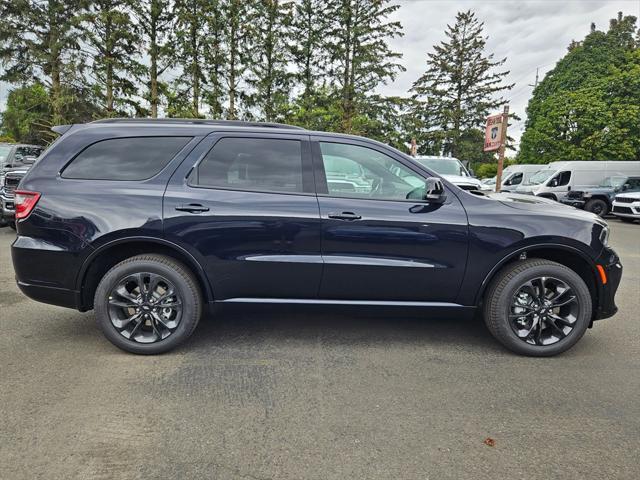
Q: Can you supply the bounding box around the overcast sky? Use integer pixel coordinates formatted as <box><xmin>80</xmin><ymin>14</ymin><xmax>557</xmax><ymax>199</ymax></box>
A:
<box><xmin>383</xmin><ymin>0</ymin><xmax>640</xmax><ymax>147</ymax></box>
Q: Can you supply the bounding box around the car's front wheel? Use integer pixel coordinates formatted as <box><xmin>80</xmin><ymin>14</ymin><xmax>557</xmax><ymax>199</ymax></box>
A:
<box><xmin>585</xmin><ymin>198</ymin><xmax>608</xmax><ymax>217</ymax></box>
<box><xmin>94</xmin><ymin>254</ymin><xmax>202</xmax><ymax>354</ymax></box>
<box><xmin>483</xmin><ymin>259</ymin><xmax>592</xmax><ymax>356</ymax></box>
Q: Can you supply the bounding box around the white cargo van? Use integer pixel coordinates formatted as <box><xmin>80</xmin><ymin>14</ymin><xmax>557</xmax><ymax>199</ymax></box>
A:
<box><xmin>515</xmin><ymin>161</ymin><xmax>640</xmax><ymax>200</ymax></box>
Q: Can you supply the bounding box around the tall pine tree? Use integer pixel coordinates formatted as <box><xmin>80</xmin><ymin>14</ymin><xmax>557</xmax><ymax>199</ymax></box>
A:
<box><xmin>288</xmin><ymin>0</ymin><xmax>331</xmax><ymax>127</ymax></box>
<box><xmin>246</xmin><ymin>0</ymin><xmax>294</xmax><ymax>122</ymax></box>
<box><xmin>171</xmin><ymin>0</ymin><xmax>212</xmax><ymax>117</ymax></box>
<box><xmin>411</xmin><ymin>10</ymin><xmax>512</xmax><ymax>157</ymax></box>
<box><xmin>327</xmin><ymin>0</ymin><xmax>405</xmax><ymax>133</ymax></box>
<box><xmin>134</xmin><ymin>0</ymin><xmax>176</xmax><ymax>117</ymax></box>
<box><xmin>80</xmin><ymin>0</ymin><xmax>144</xmax><ymax>116</ymax></box>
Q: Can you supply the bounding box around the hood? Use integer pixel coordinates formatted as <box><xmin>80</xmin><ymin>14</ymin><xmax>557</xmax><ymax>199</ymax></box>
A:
<box><xmin>480</xmin><ymin>191</ymin><xmax>605</xmax><ymax>224</ymax></box>
<box><xmin>441</xmin><ymin>174</ymin><xmax>481</xmax><ymax>187</ymax></box>
<box><xmin>616</xmin><ymin>191</ymin><xmax>640</xmax><ymax>200</ymax></box>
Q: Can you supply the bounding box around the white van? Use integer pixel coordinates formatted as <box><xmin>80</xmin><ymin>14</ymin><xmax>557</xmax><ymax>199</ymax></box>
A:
<box><xmin>499</xmin><ymin>165</ymin><xmax>545</xmax><ymax>192</ymax></box>
<box><xmin>515</xmin><ymin>161</ymin><xmax>640</xmax><ymax>200</ymax></box>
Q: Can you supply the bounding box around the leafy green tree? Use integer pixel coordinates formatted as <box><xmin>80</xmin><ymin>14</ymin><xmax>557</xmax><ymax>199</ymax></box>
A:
<box><xmin>245</xmin><ymin>0</ymin><xmax>294</xmax><ymax>122</ymax></box>
<box><xmin>411</xmin><ymin>10</ymin><xmax>513</xmax><ymax>158</ymax></box>
<box><xmin>0</xmin><ymin>0</ymin><xmax>85</xmax><ymax>125</ymax></box>
<box><xmin>519</xmin><ymin>12</ymin><xmax>640</xmax><ymax>162</ymax></box>
<box><xmin>203</xmin><ymin>0</ymin><xmax>226</xmax><ymax>118</ymax></box>
<box><xmin>134</xmin><ymin>0</ymin><xmax>175</xmax><ymax>117</ymax></box>
<box><xmin>80</xmin><ymin>0</ymin><xmax>144</xmax><ymax>116</ymax></box>
<box><xmin>326</xmin><ymin>0</ymin><xmax>405</xmax><ymax>133</ymax></box>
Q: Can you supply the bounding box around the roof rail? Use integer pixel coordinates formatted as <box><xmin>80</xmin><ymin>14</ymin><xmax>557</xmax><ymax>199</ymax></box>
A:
<box><xmin>91</xmin><ymin>118</ymin><xmax>305</xmax><ymax>130</ymax></box>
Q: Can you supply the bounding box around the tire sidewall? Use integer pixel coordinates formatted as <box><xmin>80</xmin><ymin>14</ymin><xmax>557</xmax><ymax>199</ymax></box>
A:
<box><xmin>492</xmin><ymin>263</ymin><xmax>592</xmax><ymax>356</ymax></box>
<box><xmin>95</xmin><ymin>257</ymin><xmax>200</xmax><ymax>354</ymax></box>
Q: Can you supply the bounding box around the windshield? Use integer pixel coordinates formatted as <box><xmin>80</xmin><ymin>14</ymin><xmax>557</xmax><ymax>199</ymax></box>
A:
<box><xmin>526</xmin><ymin>169</ymin><xmax>555</xmax><ymax>185</ymax></box>
<box><xmin>0</xmin><ymin>145</ymin><xmax>11</xmax><ymax>165</ymax></box>
<box><xmin>598</xmin><ymin>176</ymin><xmax>627</xmax><ymax>188</ymax></box>
<box><xmin>416</xmin><ymin>158</ymin><xmax>467</xmax><ymax>176</ymax></box>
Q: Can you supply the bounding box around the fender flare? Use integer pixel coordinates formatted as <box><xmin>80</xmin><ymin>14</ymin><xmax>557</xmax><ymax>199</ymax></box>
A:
<box><xmin>75</xmin><ymin>236</ymin><xmax>214</xmax><ymax>303</ymax></box>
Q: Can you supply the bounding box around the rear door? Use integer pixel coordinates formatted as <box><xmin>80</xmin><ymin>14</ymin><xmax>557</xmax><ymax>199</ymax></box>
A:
<box><xmin>163</xmin><ymin>132</ymin><xmax>322</xmax><ymax>300</ymax></box>
<box><xmin>311</xmin><ymin>137</ymin><xmax>469</xmax><ymax>302</ymax></box>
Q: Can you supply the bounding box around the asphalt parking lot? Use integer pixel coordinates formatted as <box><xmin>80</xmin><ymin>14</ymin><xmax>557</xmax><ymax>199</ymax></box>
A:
<box><xmin>0</xmin><ymin>221</ymin><xmax>638</xmax><ymax>480</ymax></box>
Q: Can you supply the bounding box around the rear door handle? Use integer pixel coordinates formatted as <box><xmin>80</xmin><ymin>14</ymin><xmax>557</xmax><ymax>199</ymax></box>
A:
<box><xmin>327</xmin><ymin>211</ymin><xmax>362</xmax><ymax>220</ymax></box>
<box><xmin>175</xmin><ymin>203</ymin><xmax>210</xmax><ymax>213</ymax></box>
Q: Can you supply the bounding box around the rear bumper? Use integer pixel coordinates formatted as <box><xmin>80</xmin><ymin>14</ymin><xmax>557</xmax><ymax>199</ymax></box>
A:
<box><xmin>16</xmin><ymin>281</ymin><xmax>81</xmax><ymax>310</ymax></box>
<box><xmin>594</xmin><ymin>247</ymin><xmax>622</xmax><ymax>320</ymax></box>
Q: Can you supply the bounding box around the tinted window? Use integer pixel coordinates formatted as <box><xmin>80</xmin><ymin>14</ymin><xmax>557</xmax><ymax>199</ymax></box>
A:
<box><xmin>195</xmin><ymin>138</ymin><xmax>303</xmax><ymax>193</ymax></box>
<box><xmin>505</xmin><ymin>172</ymin><xmax>523</xmax><ymax>186</ymax></box>
<box><xmin>62</xmin><ymin>137</ymin><xmax>191</xmax><ymax>180</ymax></box>
<box><xmin>320</xmin><ymin>142</ymin><xmax>426</xmax><ymax>201</ymax></box>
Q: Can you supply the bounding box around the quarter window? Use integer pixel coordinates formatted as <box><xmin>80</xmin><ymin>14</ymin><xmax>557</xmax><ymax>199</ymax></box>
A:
<box><xmin>62</xmin><ymin>137</ymin><xmax>191</xmax><ymax>180</ymax></box>
<box><xmin>319</xmin><ymin>142</ymin><xmax>426</xmax><ymax>201</ymax></box>
<box><xmin>194</xmin><ymin>138</ymin><xmax>304</xmax><ymax>193</ymax></box>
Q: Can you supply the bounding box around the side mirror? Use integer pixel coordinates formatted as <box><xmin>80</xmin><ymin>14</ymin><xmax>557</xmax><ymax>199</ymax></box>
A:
<box><xmin>424</xmin><ymin>177</ymin><xmax>447</xmax><ymax>204</ymax></box>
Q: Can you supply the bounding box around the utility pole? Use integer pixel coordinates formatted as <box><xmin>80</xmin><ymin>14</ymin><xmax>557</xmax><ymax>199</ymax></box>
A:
<box><xmin>529</xmin><ymin>67</ymin><xmax>539</xmax><ymax>89</ymax></box>
<box><xmin>495</xmin><ymin>105</ymin><xmax>509</xmax><ymax>193</ymax></box>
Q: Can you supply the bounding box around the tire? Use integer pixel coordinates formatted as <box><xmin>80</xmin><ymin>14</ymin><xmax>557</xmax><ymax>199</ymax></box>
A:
<box><xmin>584</xmin><ymin>198</ymin><xmax>608</xmax><ymax>217</ymax></box>
<box><xmin>94</xmin><ymin>254</ymin><xmax>202</xmax><ymax>354</ymax></box>
<box><xmin>9</xmin><ymin>222</ymin><xmax>16</xmax><ymax>230</ymax></box>
<box><xmin>483</xmin><ymin>259</ymin><xmax>592</xmax><ymax>356</ymax></box>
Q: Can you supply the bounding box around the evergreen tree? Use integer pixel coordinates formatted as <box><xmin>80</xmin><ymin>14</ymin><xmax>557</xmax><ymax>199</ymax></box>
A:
<box><xmin>134</xmin><ymin>0</ymin><xmax>176</xmax><ymax>117</ymax></box>
<box><xmin>0</xmin><ymin>0</ymin><xmax>85</xmax><ymax>125</ymax></box>
<box><xmin>245</xmin><ymin>0</ymin><xmax>294</xmax><ymax>122</ymax></box>
<box><xmin>203</xmin><ymin>0</ymin><xmax>226</xmax><ymax>118</ymax></box>
<box><xmin>411</xmin><ymin>10</ymin><xmax>513</xmax><ymax>158</ymax></box>
<box><xmin>327</xmin><ymin>0</ymin><xmax>405</xmax><ymax>133</ymax></box>
<box><xmin>171</xmin><ymin>0</ymin><xmax>212</xmax><ymax>117</ymax></box>
<box><xmin>519</xmin><ymin>12</ymin><xmax>640</xmax><ymax>163</ymax></box>
<box><xmin>288</xmin><ymin>0</ymin><xmax>331</xmax><ymax>127</ymax></box>
<box><xmin>80</xmin><ymin>0</ymin><xmax>144</xmax><ymax>116</ymax></box>
<box><xmin>220</xmin><ymin>0</ymin><xmax>253</xmax><ymax>119</ymax></box>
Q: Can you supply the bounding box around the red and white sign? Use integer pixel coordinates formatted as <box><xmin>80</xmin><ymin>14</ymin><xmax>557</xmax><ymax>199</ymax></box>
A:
<box><xmin>484</xmin><ymin>114</ymin><xmax>503</xmax><ymax>152</ymax></box>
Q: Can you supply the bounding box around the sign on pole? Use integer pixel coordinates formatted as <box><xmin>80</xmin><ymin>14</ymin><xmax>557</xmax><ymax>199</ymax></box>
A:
<box><xmin>486</xmin><ymin>106</ymin><xmax>510</xmax><ymax>192</ymax></box>
<box><xmin>483</xmin><ymin>114</ymin><xmax>504</xmax><ymax>152</ymax></box>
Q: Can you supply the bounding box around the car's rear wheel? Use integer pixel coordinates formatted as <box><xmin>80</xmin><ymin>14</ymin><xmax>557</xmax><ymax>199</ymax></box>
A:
<box><xmin>94</xmin><ymin>254</ymin><xmax>202</xmax><ymax>354</ymax></box>
<box><xmin>483</xmin><ymin>259</ymin><xmax>592</xmax><ymax>356</ymax></box>
<box><xmin>585</xmin><ymin>198</ymin><xmax>608</xmax><ymax>217</ymax></box>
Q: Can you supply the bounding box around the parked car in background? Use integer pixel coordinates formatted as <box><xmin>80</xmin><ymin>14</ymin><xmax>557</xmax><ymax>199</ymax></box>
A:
<box><xmin>499</xmin><ymin>165</ymin><xmax>547</xmax><ymax>192</ymax></box>
<box><xmin>0</xmin><ymin>143</ymin><xmax>45</xmax><ymax>169</ymax></box>
<box><xmin>412</xmin><ymin>156</ymin><xmax>483</xmax><ymax>191</ymax></box>
<box><xmin>515</xmin><ymin>161</ymin><xmax>640</xmax><ymax>201</ymax></box>
<box><xmin>561</xmin><ymin>176</ymin><xmax>640</xmax><ymax>216</ymax></box>
<box><xmin>612</xmin><ymin>191</ymin><xmax>640</xmax><ymax>223</ymax></box>
<box><xmin>11</xmin><ymin>119</ymin><xmax>621</xmax><ymax>357</ymax></box>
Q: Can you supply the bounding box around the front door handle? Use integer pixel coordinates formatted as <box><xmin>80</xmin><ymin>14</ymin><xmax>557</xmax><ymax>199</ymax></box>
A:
<box><xmin>175</xmin><ymin>203</ymin><xmax>210</xmax><ymax>213</ymax></box>
<box><xmin>327</xmin><ymin>211</ymin><xmax>362</xmax><ymax>220</ymax></box>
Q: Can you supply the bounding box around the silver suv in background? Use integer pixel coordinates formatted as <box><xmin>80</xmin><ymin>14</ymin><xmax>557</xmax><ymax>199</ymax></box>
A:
<box><xmin>412</xmin><ymin>156</ymin><xmax>482</xmax><ymax>191</ymax></box>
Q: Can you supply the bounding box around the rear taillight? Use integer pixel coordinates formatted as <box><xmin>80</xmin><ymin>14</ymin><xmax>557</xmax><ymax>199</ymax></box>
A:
<box><xmin>14</xmin><ymin>190</ymin><xmax>41</xmax><ymax>220</ymax></box>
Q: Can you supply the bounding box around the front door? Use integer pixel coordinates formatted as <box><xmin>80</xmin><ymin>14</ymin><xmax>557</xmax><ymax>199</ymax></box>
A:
<box><xmin>312</xmin><ymin>139</ymin><xmax>469</xmax><ymax>302</ymax></box>
<box><xmin>164</xmin><ymin>132</ymin><xmax>322</xmax><ymax>300</ymax></box>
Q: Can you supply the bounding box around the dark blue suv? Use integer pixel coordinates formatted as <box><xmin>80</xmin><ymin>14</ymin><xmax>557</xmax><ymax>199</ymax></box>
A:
<box><xmin>12</xmin><ymin>119</ymin><xmax>622</xmax><ymax>356</ymax></box>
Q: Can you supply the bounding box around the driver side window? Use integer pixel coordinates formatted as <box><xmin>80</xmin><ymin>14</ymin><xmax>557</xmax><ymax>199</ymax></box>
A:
<box><xmin>319</xmin><ymin>142</ymin><xmax>426</xmax><ymax>201</ymax></box>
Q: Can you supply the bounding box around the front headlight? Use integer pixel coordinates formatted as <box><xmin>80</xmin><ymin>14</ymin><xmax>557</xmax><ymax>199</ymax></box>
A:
<box><xmin>599</xmin><ymin>225</ymin><xmax>610</xmax><ymax>246</ymax></box>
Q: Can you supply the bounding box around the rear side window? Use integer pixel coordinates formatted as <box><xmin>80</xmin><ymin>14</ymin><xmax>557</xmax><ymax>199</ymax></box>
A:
<box><xmin>62</xmin><ymin>137</ymin><xmax>191</xmax><ymax>180</ymax></box>
<box><xmin>193</xmin><ymin>138</ymin><xmax>303</xmax><ymax>193</ymax></box>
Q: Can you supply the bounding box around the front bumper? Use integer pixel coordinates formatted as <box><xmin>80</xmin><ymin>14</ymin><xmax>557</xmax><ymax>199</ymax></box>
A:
<box><xmin>561</xmin><ymin>199</ymin><xmax>586</xmax><ymax>209</ymax></box>
<box><xmin>593</xmin><ymin>247</ymin><xmax>622</xmax><ymax>320</ymax></box>
<box><xmin>1</xmin><ymin>191</ymin><xmax>15</xmax><ymax>220</ymax></box>
<box><xmin>612</xmin><ymin>201</ymin><xmax>640</xmax><ymax>218</ymax></box>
